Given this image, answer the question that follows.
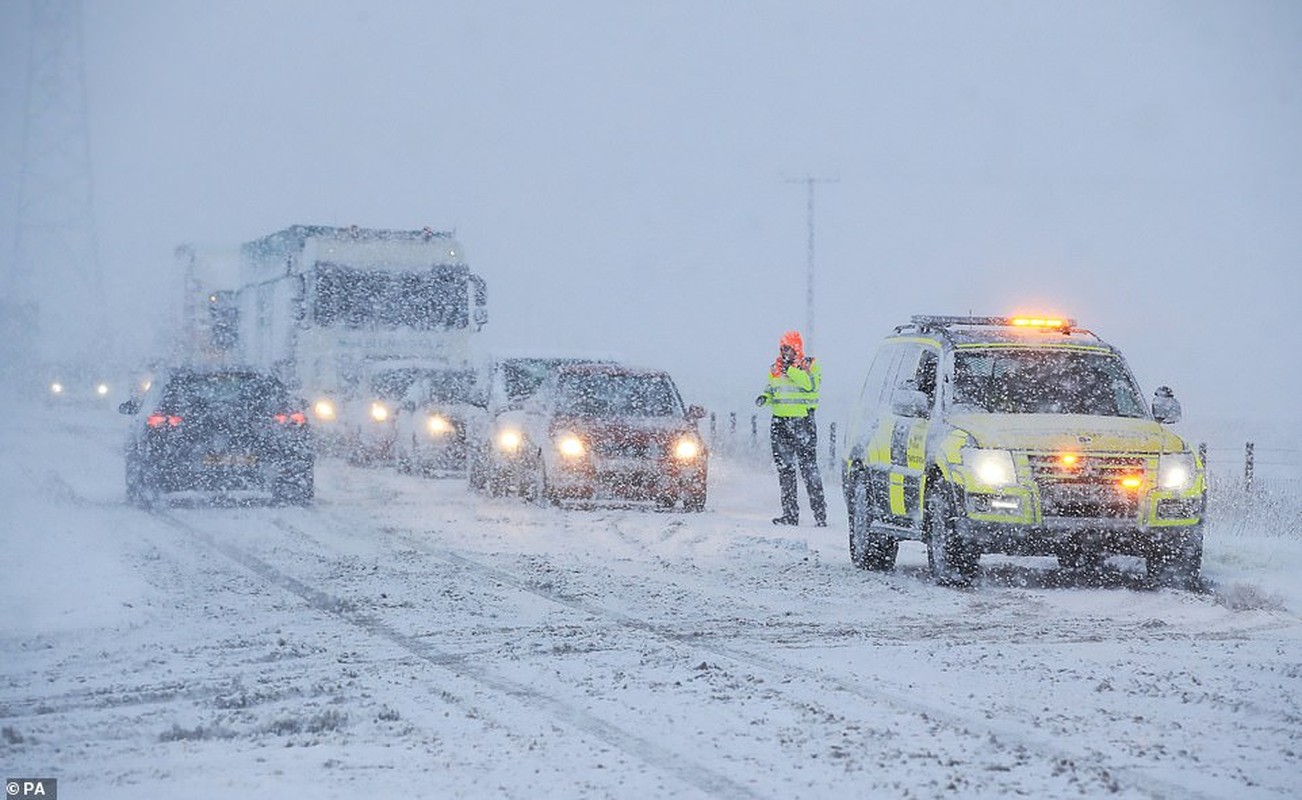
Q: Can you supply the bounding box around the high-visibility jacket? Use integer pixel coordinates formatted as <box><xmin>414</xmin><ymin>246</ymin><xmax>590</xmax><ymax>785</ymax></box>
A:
<box><xmin>761</xmin><ymin>358</ymin><xmax>821</xmax><ymax>418</ymax></box>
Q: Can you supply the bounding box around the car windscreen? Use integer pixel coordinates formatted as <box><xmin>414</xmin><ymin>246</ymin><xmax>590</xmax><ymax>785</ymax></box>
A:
<box><xmin>951</xmin><ymin>348</ymin><xmax>1146</xmax><ymax>417</ymax></box>
<box><xmin>420</xmin><ymin>370</ymin><xmax>480</xmax><ymax>404</ymax></box>
<box><xmin>556</xmin><ymin>373</ymin><xmax>682</xmax><ymax>418</ymax></box>
<box><xmin>502</xmin><ymin>361</ymin><xmax>556</xmax><ymax>402</ymax></box>
<box><xmin>369</xmin><ymin>368</ymin><xmax>424</xmax><ymax>400</ymax></box>
<box><xmin>163</xmin><ymin>374</ymin><xmax>288</xmax><ymax>415</ymax></box>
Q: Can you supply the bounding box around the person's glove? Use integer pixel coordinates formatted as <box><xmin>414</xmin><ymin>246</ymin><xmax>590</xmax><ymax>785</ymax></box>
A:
<box><xmin>755</xmin><ymin>394</ymin><xmax>767</xmax><ymax>407</ymax></box>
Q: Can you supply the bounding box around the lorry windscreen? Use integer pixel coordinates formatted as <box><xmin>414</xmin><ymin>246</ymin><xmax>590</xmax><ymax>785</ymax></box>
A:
<box><xmin>312</xmin><ymin>265</ymin><xmax>469</xmax><ymax>329</ymax></box>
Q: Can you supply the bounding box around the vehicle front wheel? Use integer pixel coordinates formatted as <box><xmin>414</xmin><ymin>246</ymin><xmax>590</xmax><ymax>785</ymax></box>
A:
<box><xmin>1146</xmin><ymin>526</ymin><xmax>1203</xmax><ymax>590</ymax></box>
<box><xmin>848</xmin><ymin>472</ymin><xmax>897</xmax><ymax>571</ymax></box>
<box><xmin>925</xmin><ymin>482</ymin><xmax>979</xmax><ymax>586</ymax></box>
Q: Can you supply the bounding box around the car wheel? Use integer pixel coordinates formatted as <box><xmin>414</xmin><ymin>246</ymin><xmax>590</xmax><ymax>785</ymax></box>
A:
<box><xmin>125</xmin><ymin>452</ymin><xmax>158</xmax><ymax>509</ymax></box>
<box><xmin>849</xmin><ymin>472</ymin><xmax>897</xmax><ymax>571</ymax></box>
<box><xmin>273</xmin><ymin>460</ymin><xmax>314</xmax><ymax>506</ymax></box>
<box><xmin>468</xmin><ymin>450</ymin><xmax>487</xmax><ymax>492</ymax></box>
<box><xmin>683</xmin><ymin>489</ymin><xmax>706</xmax><ymax>513</ymax></box>
<box><xmin>925</xmin><ymin>482</ymin><xmax>979</xmax><ymax>586</ymax></box>
<box><xmin>1146</xmin><ymin>525</ymin><xmax>1203</xmax><ymax>590</ymax></box>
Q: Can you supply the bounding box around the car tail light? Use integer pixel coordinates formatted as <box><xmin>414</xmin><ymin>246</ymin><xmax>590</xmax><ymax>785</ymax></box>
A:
<box><xmin>274</xmin><ymin>411</ymin><xmax>308</xmax><ymax>426</ymax></box>
<box><xmin>147</xmin><ymin>413</ymin><xmax>182</xmax><ymax>428</ymax></box>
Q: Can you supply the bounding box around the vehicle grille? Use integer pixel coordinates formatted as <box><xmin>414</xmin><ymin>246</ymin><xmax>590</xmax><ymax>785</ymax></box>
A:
<box><xmin>1028</xmin><ymin>454</ymin><xmax>1144</xmax><ymax>518</ymax></box>
<box><xmin>593</xmin><ymin>439</ymin><xmax>656</xmax><ymax>459</ymax></box>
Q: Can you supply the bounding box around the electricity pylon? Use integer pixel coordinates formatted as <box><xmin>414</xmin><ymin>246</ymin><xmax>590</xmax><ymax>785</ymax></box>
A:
<box><xmin>9</xmin><ymin>0</ymin><xmax>106</xmax><ymax>374</ymax></box>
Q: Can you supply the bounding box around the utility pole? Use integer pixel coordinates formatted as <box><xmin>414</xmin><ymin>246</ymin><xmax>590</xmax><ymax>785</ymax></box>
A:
<box><xmin>784</xmin><ymin>175</ymin><xmax>837</xmax><ymax>351</ymax></box>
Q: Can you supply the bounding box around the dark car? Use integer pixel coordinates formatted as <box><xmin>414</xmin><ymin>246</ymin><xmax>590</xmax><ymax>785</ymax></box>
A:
<box><xmin>500</xmin><ymin>363</ymin><xmax>708</xmax><ymax>510</ymax></box>
<box><xmin>120</xmin><ymin>367</ymin><xmax>314</xmax><ymax>506</ymax></box>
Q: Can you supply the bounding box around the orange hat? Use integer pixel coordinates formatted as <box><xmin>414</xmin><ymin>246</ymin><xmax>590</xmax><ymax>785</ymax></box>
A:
<box><xmin>779</xmin><ymin>330</ymin><xmax>805</xmax><ymax>360</ymax></box>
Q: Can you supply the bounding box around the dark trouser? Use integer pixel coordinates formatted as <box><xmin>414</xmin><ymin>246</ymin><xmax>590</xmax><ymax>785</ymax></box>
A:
<box><xmin>771</xmin><ymin>413</ymin><xmax>826</xmax><ymax>524</ymax></box>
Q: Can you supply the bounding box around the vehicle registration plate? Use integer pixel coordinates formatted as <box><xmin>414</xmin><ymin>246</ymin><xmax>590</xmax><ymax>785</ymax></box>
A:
<box><xmin>203</xmin><ymin>453</ymin><xmax>257</xmax><ymax>466</ymax></box>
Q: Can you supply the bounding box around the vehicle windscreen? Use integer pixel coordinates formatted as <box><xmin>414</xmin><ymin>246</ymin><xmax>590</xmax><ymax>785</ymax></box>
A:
<box><xmin>556</xmin><ymin>373</ymin><xmax>682</xmax><ymax>418</ymax></box>
<box><xmin>369</xmin><ymin>369</ymin><xmax>423</xmax><ymax>400</ymax></box>
<box><xmin>313</xmin><ymin>264</ymin><xmax>469</xmax><ymax>330</ymax></box>
<box><xmin>163</xmin><ymin>374</ymin><xmax>287</xmax><ymax>415</ymax></box>
<box><xmin>502</xmin><ymin>359</ymin><xmax>591</xmax><ymax>404</ymax></box>
<box><xmin>952</xmin><ymin>349</ymin><xmax>1146</xmax><ymax>417</ymax></box>
<box><xmin>502</xmin><ymin>361</ymin><xmax>556</xmax><ymax>403</ymax></box>
<box><xmin>420</xmin><ymin>370</ymin><xmax>480</xmax><ymax>404</ymax></box>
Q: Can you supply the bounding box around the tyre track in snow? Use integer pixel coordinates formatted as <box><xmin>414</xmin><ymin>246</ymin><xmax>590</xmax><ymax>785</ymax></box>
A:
<box><xmin>146</xmin><ymin>507</ymin><xmax>764</xmax><ymax>800</ymax></box>
<box><xmin>338</xmin><ymin>516</ymin><xmax>1227</xmax><ymax>800</ymax></box>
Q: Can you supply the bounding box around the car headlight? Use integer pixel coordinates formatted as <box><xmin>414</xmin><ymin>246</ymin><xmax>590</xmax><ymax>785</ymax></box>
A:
<box><xmin>1157</xmin><ymin>452</ymin><xmax>1195</xmax><ymax>491</ymax></box>
<box><xmin>496</xmin><ymin>428</ymin><xmax>522</xmax><ymax>453</ymax></box>
<box><xmin>426</xmin><ymin>415</ymin><xmax>452</xmax><ymax>435</ymax></box>
<box><xmin>370</xmin><ymin>402</ymin><xmax>389</xmax><ymax>423</ymax></box>
<box><xmin>313</xmin><ymin>399</ymin><xmax>336</xmax><ymax>421</ymax></box>
<box><xmin>962</xmin><ymin>448</ymin><xmax>1017</xmax><ymax>488</ymax></box>
<box><xmin>673</xmin><ymin>435</ymin><xmax>702</xmax><ymax>460</ymax></box>
<box><xmin>50</xmin><ymin>382</ymin><xmax>64</xmax><ymax>395</ymax></box>
<box><xmin>556</xmin><ymin>434</ymin><xmax>585</xmax><ymax>458</ymax></box>
<box><xmin>96</xmin><ymin>382</ymin><xmax>110</xmax><ymax>396</ymax></box>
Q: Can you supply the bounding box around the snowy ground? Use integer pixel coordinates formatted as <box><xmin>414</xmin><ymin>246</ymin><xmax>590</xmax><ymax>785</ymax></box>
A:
<box><xmin>2</xmin><ymin>402</ymin><xmax>1300</xmax><ymax>799</ymax></box>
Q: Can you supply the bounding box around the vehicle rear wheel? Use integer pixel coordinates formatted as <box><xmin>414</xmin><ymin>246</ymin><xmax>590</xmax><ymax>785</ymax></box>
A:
<box><xmin>849</xmin><ymin>472</ymin><xmax>897</xmax><ymax>571</ymax></box>
<box><xmin>1146</xmin><ymin>525</ymin><xmax>1203</xmax><ymax>590</ymax></box>
<box><xmin>273</xmin><ymin>460</ymin><xmax>314</xmax><ymax>506</ymax></box>
<box><xmin>683</xmin><ymin>488</ymin><xmax>706</xmax><ymax>513</ymax></box>
<box><xmin>925</xmin><ymin>482</ymin><xmax>979</xmax><ymax>586</ymax></box>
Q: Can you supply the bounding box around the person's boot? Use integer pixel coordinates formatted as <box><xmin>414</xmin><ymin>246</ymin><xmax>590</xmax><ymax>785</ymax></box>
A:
<box><xmin>772</xmin><ymin>516</ymin><xmax>798</xmax><ymax>526</ymax></box>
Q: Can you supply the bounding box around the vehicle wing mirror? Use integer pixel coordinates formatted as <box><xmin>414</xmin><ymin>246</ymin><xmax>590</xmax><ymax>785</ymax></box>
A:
<box><xmin>1152</xmin><ymin>386</ymin><xmax>1181</xmax><ymax>423</ymax></box>
<box><xmin>890</xmin><ymin>387</ymin><xmax>930</xmax><ymax>418</ymax></box>
<box><xmin>118</xmin><ymin>398</ymin><xmax>140</xmax><ymax>415</ymax></box>
<box><xmin>686</xmin><ymin>404</ymin><xmax>706</xmax><ymax>422</ymax></box>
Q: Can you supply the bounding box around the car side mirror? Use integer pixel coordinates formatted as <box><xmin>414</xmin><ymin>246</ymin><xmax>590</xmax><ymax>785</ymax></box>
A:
<box><xmin>118</xmin><ymin>399</ymin><xmax>140</xmax><ymax>415</ymax></box>
<box><xmin>1152</xmin><ymin>386</ymin><xmax>1181</xmax><ymax>423</ymax></box>
<box><xmin>686</xmin><ymin>404</ymin><xmax>706</xmax><ymax>422</ymax></box>
<box><xmin>890</xmin><ymin>388</ymin><xmax>930</xmax><ymax>418</ymax></box>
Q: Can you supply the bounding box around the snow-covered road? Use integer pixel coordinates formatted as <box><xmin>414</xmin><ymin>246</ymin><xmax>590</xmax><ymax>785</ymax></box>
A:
<box><xmin>3</xmin><ymin>406</ymin><xmax>1300</xmax><ymax>798</ymax></box>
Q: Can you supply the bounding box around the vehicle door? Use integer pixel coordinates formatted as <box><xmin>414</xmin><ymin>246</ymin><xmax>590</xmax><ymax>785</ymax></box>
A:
<box><xmin>874</xmin><ymin>343</ymin><xmax>939</xmax><ymax>531</ymax></box>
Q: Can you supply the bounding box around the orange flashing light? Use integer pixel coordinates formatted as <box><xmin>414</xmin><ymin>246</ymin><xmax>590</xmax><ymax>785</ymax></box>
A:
<box><xmin>1011</xmin><ymin>316</ymin><xmax>1068</xmax><ymax>329</ymax></box>
<box><xmin>1059</xmin><ymin>453</ymin><xmax>1079</xmax><ymax>467</ymax></box>
<box><xmin>1119</xmin><ymin>476</ymin><xmax>1143</xmax><ymax>490</ymax></box>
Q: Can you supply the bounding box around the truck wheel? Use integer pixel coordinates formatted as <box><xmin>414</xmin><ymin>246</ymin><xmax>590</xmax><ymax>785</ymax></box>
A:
<box><xmin>849</xmin><ymin>472</ymin><xmax>897</xmax><ymax>571</ymax></box>
<box><xmin>925</xmin><ymin>483</ymin><xmax>978</xmax><ymax>586</ymax></box>
<box><xmin>1146</xmin><ymin>526</ymin><xmax>1203</xmax><ymax>590</ymax></box>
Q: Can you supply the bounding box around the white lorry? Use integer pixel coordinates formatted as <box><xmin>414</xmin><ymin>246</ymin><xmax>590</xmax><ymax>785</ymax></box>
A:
<box><xmin>227</xmin><ymin>225</ymin><xmax>488</xmax><ymax>451</ymax></box>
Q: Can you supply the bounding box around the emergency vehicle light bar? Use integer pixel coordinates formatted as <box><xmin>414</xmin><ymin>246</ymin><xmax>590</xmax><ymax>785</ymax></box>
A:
<box><xmin>910</xmin><ymin>315</ymin><xmax>1078</xmax><ymax>330</ymax></box>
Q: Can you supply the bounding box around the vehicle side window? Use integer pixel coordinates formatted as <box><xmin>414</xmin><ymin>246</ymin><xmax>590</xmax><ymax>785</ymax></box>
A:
<box><xmin>914</xmin><ymin>349</ymin><xmax>939</xmax><ymax>407</ymax></box>
<box><xmin>847</xmin><ymin>342</ymin><xmax>918</xmax><ymax>445</ymax></box>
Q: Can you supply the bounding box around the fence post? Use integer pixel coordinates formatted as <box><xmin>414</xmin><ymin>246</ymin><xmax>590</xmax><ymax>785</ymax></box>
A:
<box><xmin>828</xmin><ymin>422</ymin><xmax>837</xmax><ymax>468</ymax></box>
<box><xmin>750</xmin><ymin>414</ymin><xmax>758</xmax><ymax>449</ymax></box>
<box><xmin>709</xmin><ymin>412</ymin><xmax>717</xmax><ymax>446</ymax></box>
<box><xmin>728</xmin><ymin>411</ymin><xmax>736</xmax><ymax>441</ymax></box>
<box><xmin>1244</xmin><ymin>441</ymin><xmax>1254</xmax><ymax>492</ymax></box>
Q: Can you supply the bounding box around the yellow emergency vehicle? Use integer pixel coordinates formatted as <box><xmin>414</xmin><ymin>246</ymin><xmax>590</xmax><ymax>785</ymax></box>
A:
<box><xmin>841</xmin><ymin>315</ymin><xmax>1205</xmax><ymax>588</ymax></box>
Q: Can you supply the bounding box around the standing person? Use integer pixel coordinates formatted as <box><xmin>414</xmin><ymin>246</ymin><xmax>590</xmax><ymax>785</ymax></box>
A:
<box><xmin>755</xmin><ymin>330</ymin><xmax>827</xmax><ymax>526</ymax></box>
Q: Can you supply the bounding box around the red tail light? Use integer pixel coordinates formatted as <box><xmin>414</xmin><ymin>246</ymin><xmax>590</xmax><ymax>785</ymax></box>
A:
<box><xmin>274</xmin><ymin>411</ymin><xmax>308</xmax><ymax>426</ymax></box>
<box><xmin>146</xmin><ymin>413</ymin><xmax>182</xmax><ymax>428</ymax></box>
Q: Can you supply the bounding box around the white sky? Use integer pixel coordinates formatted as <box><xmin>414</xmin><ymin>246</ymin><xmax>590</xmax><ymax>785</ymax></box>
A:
<box><xmin>2</xmin><ymin>0</ymin><xmax>1300</xmax><ymax>439</ymax></box>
